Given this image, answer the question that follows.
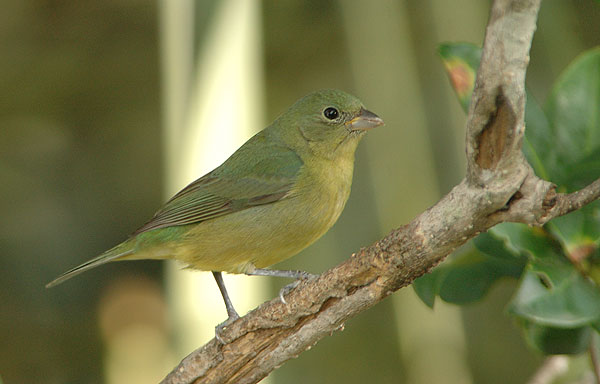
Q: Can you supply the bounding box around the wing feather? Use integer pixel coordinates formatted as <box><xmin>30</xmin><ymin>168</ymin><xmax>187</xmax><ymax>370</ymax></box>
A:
<box><xmin>132</xmin><ymin>141</ymin><xmax>303</xmax><ymax>236</ymax></box>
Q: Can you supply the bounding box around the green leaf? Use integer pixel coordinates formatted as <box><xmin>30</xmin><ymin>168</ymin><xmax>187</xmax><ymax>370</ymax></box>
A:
<box><xmin>509</xmin><ymin>265</ymin><xmax>600</xmax><ymax>328</ymax></box>
<box><xmin>523</xmin><ymin>322</ymin><xmax>592</xmax><ymax>355</ymax></box>
<box><xmin>523</xmin><ymin>94</ymin><xmax>553</xmax><ymax>180</ymax></box>
<box><xmin>487</xmin><ymin>219</ymin><xmax>600</xmax><ymax>331</ymax></box>
<box><xmin>561</xmin><ymin>149</ymin><xmax>600</xmax><ymax>191</ymax></box>
<box><xmin>438</xmin><ymin>42</ymin><xmax>481</xmax><ymax>112</ymax></box>
<box><xmin>413</xmin><ymin>246</ymin><xmax>524</xmax><ymax>307</ymax></box>
<box><xmin>437</xmin><ymin>250</ymin><xmax>523</xmax><ymax>304</ymax></box>
<box><xmin>488</xmin><ymin>223</ymin><xmax>563</xmax><ymax>260</ymax></box>
<box><xmin>547</xmin><ymin>203</ymin><xmax>600</xmax><ymax>255</ymax></box>
<box><xmin>545</xmin><ymin>203</ymin><xmax>600</xmax><ymax>281</ymax></box>
<box><xmin>473</xmin><ymin>231</ymin><xmax>526</xmax><ymax>260</ymax></box>
<box><xmin>544</xmin><ymin>48</ymin><xmax>600</xmax><ymax>190</ymax></box>
<box><xmin>413</xmin><ymin>271</ymin><xmax>441</xmax><ymax>309</ymax></box>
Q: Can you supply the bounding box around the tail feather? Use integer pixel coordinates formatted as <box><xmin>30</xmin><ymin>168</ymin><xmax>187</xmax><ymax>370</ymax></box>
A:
<box><xmin>46</xmin><ymin>242</ymin><xmax>135</xmax><ymax>288</ymax></box>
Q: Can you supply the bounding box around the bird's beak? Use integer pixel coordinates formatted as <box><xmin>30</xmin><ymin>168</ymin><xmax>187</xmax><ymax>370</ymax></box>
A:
<box><xmin>346</xmin><ymin>107</ymin><xmax>384</xmax><ymax>131</ymax></box>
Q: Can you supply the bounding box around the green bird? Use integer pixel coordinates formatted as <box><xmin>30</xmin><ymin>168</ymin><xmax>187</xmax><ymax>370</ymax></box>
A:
<box><xmin>47</xmin><ymin>89</ymin><xmax>383</xmax><ymax>335</ymax></box>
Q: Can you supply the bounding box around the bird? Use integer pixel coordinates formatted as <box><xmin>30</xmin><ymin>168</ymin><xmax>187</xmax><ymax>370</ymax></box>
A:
<box><xmin>47</xmin><ymin>89</ymin><xmax>383</xmax><ymax>338</ymax></box>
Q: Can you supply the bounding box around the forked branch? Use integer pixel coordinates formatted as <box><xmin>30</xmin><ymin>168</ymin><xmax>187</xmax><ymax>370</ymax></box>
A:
<box><xmin>160</xmin><ymin>1</ymin><xmax>600</xmax><ymax>383</ymax></box>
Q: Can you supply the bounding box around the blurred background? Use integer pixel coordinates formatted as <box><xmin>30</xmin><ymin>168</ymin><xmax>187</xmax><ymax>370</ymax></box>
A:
<box><xmin>1</xmin><ymin>0</ymin><xmax>599</xmax><ymax>383</ymax></box>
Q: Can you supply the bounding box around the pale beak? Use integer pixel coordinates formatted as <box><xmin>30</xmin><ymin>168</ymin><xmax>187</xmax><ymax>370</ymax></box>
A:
<box><xmin>346</xmin><ymin>107</ymin><xmax>384</xmax><ymax>131</ymax></box>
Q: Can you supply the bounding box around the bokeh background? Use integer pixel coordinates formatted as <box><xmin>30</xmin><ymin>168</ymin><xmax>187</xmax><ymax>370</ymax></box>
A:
<box><xmin>2</xmin><ymin>0</ymin><xmax>599</xmax><ymax>383</ymax></box>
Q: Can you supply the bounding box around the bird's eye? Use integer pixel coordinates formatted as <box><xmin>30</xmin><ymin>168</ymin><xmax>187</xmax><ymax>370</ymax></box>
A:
<box><xmin>323</xmin><ymin>107</ymin><xmax>339</xmax><ymax>120</ymax></box>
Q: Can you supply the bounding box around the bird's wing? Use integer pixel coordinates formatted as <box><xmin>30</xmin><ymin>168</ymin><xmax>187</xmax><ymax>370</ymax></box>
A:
<box><xmin>131</xmin><ymin>143</ymin><xmax>303</xmax><ymax>236</ymax></box>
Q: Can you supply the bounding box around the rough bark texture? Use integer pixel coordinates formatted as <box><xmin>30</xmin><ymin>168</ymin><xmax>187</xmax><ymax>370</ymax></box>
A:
<box><xmin>160</xmin><ymin>1</ymin><xmax>600</xmax><ymax>383</ymax></box>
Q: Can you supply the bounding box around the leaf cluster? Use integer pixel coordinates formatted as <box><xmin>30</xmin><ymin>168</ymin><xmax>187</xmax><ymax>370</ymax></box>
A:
<box><xmin>415</xmin><ymin>44</ymin><xmax>600</xmax><ymax>354</ymax></box>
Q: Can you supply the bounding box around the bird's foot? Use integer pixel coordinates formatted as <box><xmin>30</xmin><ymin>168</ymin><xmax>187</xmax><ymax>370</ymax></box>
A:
<box><xmin>279</xmin><ymin>272</ymin><xmax>318</xmax><ymax>305</ymax></box>
<box><xmin>215</xmin><ymin>313</ymin><xmax>240</xmax><ymax>344</ymax></box>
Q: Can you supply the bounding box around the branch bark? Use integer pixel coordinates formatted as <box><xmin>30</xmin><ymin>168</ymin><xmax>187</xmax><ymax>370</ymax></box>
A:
<box><xmin>160</xmin><ymin>1</ymin><xmax>599</xmax><ymax>383</ymax></box>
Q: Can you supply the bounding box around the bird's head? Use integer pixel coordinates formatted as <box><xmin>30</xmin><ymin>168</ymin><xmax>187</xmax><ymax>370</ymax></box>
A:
<box><xmin>275</xmin><ymin>89</ymin><xmax>384</xmax><ymax>159</ymax></box>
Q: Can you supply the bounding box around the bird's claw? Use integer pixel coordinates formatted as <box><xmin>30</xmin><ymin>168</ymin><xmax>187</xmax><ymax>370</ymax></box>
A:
<box><xmin>279</xmin><ymin>280</ymin><xmax>299</xmax><ymax>304</ymax></box>
<box><xmin>215</xmin><ymin>313</ymin><xmax>240</xmax><ymax>344</ymax></box>
<box><xmin>279</xmin><ymin>273</ymin><xmax>318</xmax><ymax>305</ymax></box>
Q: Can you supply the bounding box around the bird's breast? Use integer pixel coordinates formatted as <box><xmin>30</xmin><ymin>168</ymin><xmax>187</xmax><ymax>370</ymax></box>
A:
<box><xmin>164</xmin><ymin>156</ymin><xmax>356</xmax><ymax>273</ymax></box>
<box><xmin>294</xmin><ymin>156</ymin><xmax>355</xmax><ymax>231</ymax></box>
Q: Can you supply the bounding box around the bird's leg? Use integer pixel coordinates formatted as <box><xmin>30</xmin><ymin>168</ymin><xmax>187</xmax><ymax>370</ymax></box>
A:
<box><xmin>246</xmin><ymin>268</ymin><xmax>316</xmax><ymax>279</ymax></box>
<box><xmin>246</xmin><ymin>268</ymin><xmax>318</xmax><ymax>304</ymax></box>
<box><xmin>212</xmin><ymin>271</ymin><xmax>239</xmax><ymax>343</ymax></box>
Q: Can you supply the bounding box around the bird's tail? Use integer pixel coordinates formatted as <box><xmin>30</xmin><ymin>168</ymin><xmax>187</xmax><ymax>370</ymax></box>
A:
<box><xmin>45</xmin><ymin>240</ymin><xmax>135</xmax><ymax>288</ymax></box>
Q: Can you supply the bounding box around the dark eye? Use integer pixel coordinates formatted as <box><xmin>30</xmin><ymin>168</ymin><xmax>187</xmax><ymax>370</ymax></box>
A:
<box><xmin>323</xmin><ymin>107</ymin><xmax>339</xmax><ymax>120</ymax></box>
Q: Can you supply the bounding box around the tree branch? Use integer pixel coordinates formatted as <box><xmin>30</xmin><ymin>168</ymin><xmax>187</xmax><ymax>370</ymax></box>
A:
<box><xmin>160</xmin><ymin>1</ymin><xmax>599</xmax><ymax>383</ymax></box>
<box><xmin>544</xmin><ymin>178</ymin><xmax>600</xmax><ymax>221</ymax></box>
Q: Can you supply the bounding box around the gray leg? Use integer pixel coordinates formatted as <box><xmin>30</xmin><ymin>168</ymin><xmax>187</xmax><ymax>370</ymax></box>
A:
<box><xmin>246</xmin><ymin>268</ymin><xmax>318</xmax><ymax>304</ymax></box>
<box><xmin>213</xmin><ymin>271</ymin><xmax>239</xmax><ymax>343</ymax></box>
<box><xmin>246</xmin><ymin>268</ymin><xmax>317</xmax><ymax>280</ymax></box>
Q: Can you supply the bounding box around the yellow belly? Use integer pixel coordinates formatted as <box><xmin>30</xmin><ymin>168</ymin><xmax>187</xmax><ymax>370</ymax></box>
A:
<box><xmin>177</xmin><ymin>180</ymin><xmax>349</xmax><ymax>273</ymax></box>
<box><xmin>129</xmin><ymin>157</ymin><xmax>354</xmax><ymax>274</ymax></box>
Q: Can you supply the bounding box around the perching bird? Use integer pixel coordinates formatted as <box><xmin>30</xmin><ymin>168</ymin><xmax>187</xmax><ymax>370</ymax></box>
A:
<box><xmin>47</xmin><ymin>89</ymin><xmax>383</xmax><ymax>336</ymax></box>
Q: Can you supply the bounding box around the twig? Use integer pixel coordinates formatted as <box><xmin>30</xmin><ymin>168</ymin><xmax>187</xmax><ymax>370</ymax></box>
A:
<box><xmin>542</xmin><ymin>178</ymin><xmax>600</xmax><ymax>223</ymax></box>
